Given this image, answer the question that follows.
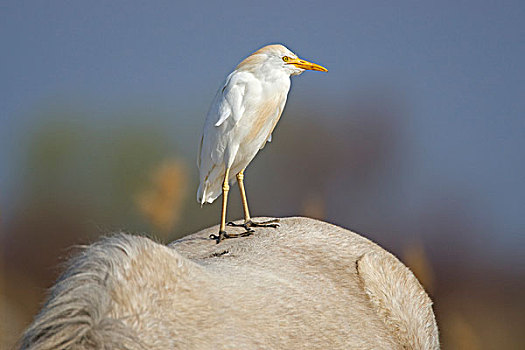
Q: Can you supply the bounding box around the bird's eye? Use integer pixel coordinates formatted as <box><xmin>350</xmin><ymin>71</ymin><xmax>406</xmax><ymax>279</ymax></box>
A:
<box><xmin>282</xmin><ymin>56</ymin><xmax>289</xmax><ymax>62</ymax></box>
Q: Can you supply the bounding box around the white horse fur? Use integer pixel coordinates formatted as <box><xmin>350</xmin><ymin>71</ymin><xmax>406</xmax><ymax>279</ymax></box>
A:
<box><xmin>19</xmin><ymin>217</ymin><xmax>439</xmax><ymax>349</ymax></box>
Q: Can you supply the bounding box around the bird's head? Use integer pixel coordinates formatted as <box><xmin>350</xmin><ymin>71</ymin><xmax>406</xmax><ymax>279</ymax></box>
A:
<box><xmin>236</xmin><ymin>44</ymin><xmax>328</xmax><ymax>77</ymax></box>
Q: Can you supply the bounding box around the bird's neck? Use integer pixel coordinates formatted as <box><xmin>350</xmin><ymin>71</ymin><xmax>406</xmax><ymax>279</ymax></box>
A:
<box><xmin>252</xmin><ymin>66</ymin><xmax>291</xmax><ymax>86</ymax></box>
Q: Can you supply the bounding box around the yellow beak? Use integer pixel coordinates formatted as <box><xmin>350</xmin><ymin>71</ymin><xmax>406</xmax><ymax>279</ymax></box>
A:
<box><xmin>287</xmin><ymin>57</ymin><xmax>328</xmax><ymax>72</ymax></box>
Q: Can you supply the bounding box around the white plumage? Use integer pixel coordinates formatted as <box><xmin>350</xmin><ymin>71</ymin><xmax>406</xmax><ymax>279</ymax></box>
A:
<box><xmin>196</xmin><ymin>44</ymin><xmax>327</xmax><ymax>240</ymax></box>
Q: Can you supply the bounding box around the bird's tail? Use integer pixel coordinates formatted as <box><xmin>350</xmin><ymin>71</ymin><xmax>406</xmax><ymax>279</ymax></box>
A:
<box><xmin>197</xmin><ymin>164</ymin><xmax>225</xmax><ymax>205</ymax></box>
<box><xmin>196</xmin><ymin>182</ymin><xmax>210</xmax><ymax>207</ymax></box>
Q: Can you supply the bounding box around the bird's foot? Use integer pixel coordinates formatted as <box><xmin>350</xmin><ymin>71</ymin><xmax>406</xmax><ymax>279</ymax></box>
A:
<box><xmin>249</xmin><ymin>218</ymin><xmax>281</xmax><ymax>228</ymax></box>
<box><xmin>227</xmin><ymin>218</ymin><xmax>280</xmax><ymax>229</ymax></box>
<box><xmin>209</xmin><ymin>230</ymin><xmax>227</xmax><ymax>244</ymax></box>
<box><xmin>209</xmin><ymin>230</ymin><xmax>254</xmax><ymax>244</ymax></box>
<box><xmin>210</xmin><ymin>219</ymin><xmax>280</xmax><ymax>243</ymax></box>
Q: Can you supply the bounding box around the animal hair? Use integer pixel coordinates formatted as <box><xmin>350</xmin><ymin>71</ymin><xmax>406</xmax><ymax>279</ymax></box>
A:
<box><xmin>19</xmin><ymin>234</ymin><xmax>147</xmax><ymax>350</ymax></box>
<box><xmin>19</xmin><ymin>217</ymin><xmax>439</xmax><ymax>349</ymax></box>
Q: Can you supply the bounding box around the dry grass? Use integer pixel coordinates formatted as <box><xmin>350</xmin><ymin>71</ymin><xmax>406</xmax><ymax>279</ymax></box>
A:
<box><xmin>135</xmin><ymin>159</ymin><xmax>188</xmax><ymax>237</ymax></box>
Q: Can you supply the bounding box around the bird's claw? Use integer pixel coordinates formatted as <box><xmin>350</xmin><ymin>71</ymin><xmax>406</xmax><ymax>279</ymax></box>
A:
<box><xmin>210</xmin><ymin>229</ymin><xmax>255</xmax><ymax>244</ymax></box>
<box><xmin>209</xmin><ymin>230</ymin><xmax>227</xmax><ymax>244</ymax></box>
<box><xmin>211</xmin><ymin>219</ymin><xmax>280</xmax><ymax>243</ymax></box>
<box><xmin>227</xmin><ymin>221</ymin><xmax>251</xmax><ymax>231</ymax></box>
<box><xmin>228</xmin><ymin>219</ymin><xmax>280</xmax><ymax>229</ymax></box>
<box><xmin>251</xmin><ymin>219</ymin><xmax>280</xmax><ymax>228</ymax></box>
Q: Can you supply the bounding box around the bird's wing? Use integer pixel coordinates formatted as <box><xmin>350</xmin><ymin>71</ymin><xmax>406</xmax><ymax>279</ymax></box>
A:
<box><xmin>214</xmin><ymin>73</ymin><xmax>247</xmax><ymax>127</ymax></box>
<box><xmin>197</xmin><ymin>72</ymin><xmax>253</xmax><ymax>203</ymax></box>
<box><xmin>199</xmin><ymin>72</ymin><xmax>250</xmax><ymax>167</ymax></box>
<box><xmin>197</xmin><ymin>134</ymin><xmax>204</xmax><ymax>169</ymax></box>
<box><xmin>259</xmin><ymin>96</ymin><xmax>287</xmax><ymax>150</ymax></box>
<box><xmin>258</xmin><ymin>133</ymin><xmax>271</xmax><ymax>150</ymax></box>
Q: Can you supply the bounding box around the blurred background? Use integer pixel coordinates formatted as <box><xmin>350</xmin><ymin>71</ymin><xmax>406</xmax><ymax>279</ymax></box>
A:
<box><xmin>1</xmin><ymin>1</ymin><xmax>524</xmax><ymax>348</ymax></box>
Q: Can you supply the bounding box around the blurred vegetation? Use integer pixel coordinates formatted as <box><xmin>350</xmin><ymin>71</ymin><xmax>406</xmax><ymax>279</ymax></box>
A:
<box><xmin>1</xmin><ymin>96</ymin><xmax>524</xmax><ymax>349</ymax></box>
<box><xmin>135</xmin><ymin>159</ymin><xmax>188</xmax><ymax>237</ymax></box>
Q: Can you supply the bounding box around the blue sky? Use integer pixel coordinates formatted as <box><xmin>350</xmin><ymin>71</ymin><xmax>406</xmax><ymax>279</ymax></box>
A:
<box><xmin>2</xmin><ymin>1</ymin><xmax>524</xmax><ymax>255</ymax></box>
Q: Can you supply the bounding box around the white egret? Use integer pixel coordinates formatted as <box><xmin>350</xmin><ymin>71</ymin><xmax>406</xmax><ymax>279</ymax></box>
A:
<box><xmin>197</xmin><ymin>44</ymin><xmax>327</xmax><ymax>242</ymax></box>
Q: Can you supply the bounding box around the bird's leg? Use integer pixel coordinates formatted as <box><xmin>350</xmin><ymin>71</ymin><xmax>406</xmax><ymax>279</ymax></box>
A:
<box><xmin>209</xmin><ymin>168</ymin><xmax>254</xmax><ymax>243</ymax></box>
<box><xmin>227</xmin><ymin>170</ymin><xmax>280</xmax><ymax>230</ymax></box>
<box><xmin>236</xmin><ymin>170</ymin><xmax>254</xmax><ymax>231</ymax></box>
<box><xmin>209</xmin><ymin>167</ymin><xmax>230</xmax><ymax>243</ymax></box>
